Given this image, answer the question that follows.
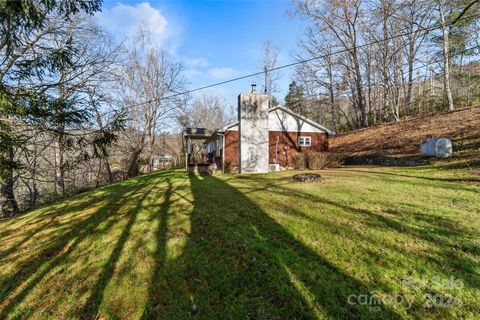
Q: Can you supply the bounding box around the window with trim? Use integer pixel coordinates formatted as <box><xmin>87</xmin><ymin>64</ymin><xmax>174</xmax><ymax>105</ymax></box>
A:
<box><xmin>298</xmin><ymin>136</ymin><xmax>312</xmax><ymax>147</ymax></box>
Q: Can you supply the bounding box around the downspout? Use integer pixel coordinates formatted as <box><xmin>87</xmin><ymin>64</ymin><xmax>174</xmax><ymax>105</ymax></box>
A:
<box><xmin>274</xmin><ymin>136</ymin><xmax>279</xmax><ymax>164</ymax></box>
<box><xmin>220</xmin><ymin>132</ymin><xmax>225</xmax><ymax>173</ymax></box>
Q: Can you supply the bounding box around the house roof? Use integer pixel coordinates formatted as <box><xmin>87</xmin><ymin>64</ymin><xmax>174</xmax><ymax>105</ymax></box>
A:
<box><xmin>218</xmin><ymin>122</ymin><xmax>239</xmax><ymax>133</ymax></box>
<box><xmin>217</xmin><ymin>105</ymin><xmax>335</xmax><ymax>135</ymax></box>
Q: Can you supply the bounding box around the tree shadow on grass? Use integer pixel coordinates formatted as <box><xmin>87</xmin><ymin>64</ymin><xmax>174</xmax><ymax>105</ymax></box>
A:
<box><xmin>78</xmin><ymin>179</ymin><xmax>164</xmax><ymax>318</ymax></box>
<box><xmin>235</xmin><ymin>174</ymin><xmax>480</xmax><ymax>291</ymax></box>
<box><xmin>0</xmin><ymin>194</ymin><xmax>114</xmax><ymax>264</ymax></box>
<box><xmin>140</xmin><ymin>177</ymin><xmax>178</xmax><ymax>319</ymax></box>
<box><xmin>0</xmin><ymin>173</ymin><xmax>164</xmax><ymax>319</ymax></box>
<box><xmin>345</xmin><ymin>169</ymin><xmax>480</xmax><ymax>186</ymax></box>
<box><xmin>143</xmin><ymin>173</ymin><xmax>402</xmax><ymax>319</ymax></box>
<box><xmin>0</xmin><ymin>197</ymin><xmax>110</xmax><ymax>262</ymax></box>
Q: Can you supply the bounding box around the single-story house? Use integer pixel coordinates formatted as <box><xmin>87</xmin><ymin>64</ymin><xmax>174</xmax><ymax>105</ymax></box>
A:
<box><xmin>183</xmin><ymin>85</ymin><xmax>334</xmax><ymax>173</ymax></box>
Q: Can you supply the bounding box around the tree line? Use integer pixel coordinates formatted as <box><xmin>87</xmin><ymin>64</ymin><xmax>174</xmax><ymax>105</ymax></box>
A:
<box><xmin>0</xmin><ymin>1</ymin><xmax>202</xmax><ymax>217</ymax></box>
<box><xmin>282</xmin><ymin>0</ymin><xmax>480</xmax><ymax>132</ymax></box>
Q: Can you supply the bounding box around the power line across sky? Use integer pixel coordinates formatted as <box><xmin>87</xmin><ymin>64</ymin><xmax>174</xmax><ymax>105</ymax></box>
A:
<box><xmin>135</xmin><ymin>12</ymin><xmax>480</xmax><ymax>106</ymax></box>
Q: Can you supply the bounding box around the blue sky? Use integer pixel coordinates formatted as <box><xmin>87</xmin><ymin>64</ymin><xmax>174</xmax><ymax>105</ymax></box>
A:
<box><xmin>96</xmin><ymin>0</ymin><xmax>306</xmax><ymax>106</ymax></box>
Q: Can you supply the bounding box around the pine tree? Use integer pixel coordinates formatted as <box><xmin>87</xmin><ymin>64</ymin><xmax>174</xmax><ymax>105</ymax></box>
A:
<box><xmin>0</xmin><ymin>0</ymin><xmax>102</xmax><ymax>217</ymax></box>
<box><xmin>285</xmin><ymin>81</ymin><xmax>308</xmax><ymax>116</ymax></box>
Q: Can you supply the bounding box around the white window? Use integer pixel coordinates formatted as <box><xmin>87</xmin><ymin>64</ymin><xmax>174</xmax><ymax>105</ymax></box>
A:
<box><xmin>298</xmin><ymin>136</ymin><xmax>312</xmax><ymax>147</ymax></box>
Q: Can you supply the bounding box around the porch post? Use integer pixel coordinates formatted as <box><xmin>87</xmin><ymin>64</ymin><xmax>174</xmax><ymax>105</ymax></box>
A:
<box><xmin>184</xmin><ymin>135</ymin><xmax>188</xmax><ymax>171</ymax></box>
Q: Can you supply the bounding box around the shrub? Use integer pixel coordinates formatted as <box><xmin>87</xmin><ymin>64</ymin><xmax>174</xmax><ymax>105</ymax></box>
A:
<box><xmin>224</xmin><ymin>161</ymin><xmax>238</xmax><ymax>174</ymax></box>
<box><xmin>294</xmin><ymin>153</ymin><xmax>307</xmax><ymax>170</ymax></box>
<box><xmin>306</xmin><ymin>152</ymin><xmax>324</xmax><ymax>169</ymax></box>
<box><xmin>301</xmin><ymin>152</ymin><xmax>342</xmax><ymax>170</ymax></box>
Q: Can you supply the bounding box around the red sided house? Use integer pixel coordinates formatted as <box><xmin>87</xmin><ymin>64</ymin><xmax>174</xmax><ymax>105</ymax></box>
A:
<box><xmin>183</xmin><ymin>86</ymin><xmax>334</xmax><ymax>173</ymax></box>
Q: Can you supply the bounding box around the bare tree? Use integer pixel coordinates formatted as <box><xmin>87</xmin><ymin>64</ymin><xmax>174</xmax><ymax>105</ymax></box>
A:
<box><xmin>177</xmin><ymin>92</ymin><xmax>233</xmax><ymax>164</ymax></box>
<box><xmin>121</xmin><ymin>29</ymin><xmax>186</xmax><ymax>176</ymax></box>
<box><xmin>397</xmin><ymin>0</ymin><xmax>432</xmax><ymax>113</ymax></box>
<box><xmin>296</xmin><ymin>28</ymin><xmax>341</xmax><ymax>131</ymax></box>
<box><xmin>259</xmin><ymin>41</ymin><xmax>282</xmax><ymax>100</ymax></box>
<box><xmin>179</xmin><ymin>92</ymin><xmax>233</xmax><ymax>129</ymax></box>
<box><xmin>296</xmin><ymin>0</ymin><xmax>369</xmax><ymax>127</ymax></box>
<box><xmin>29</xmin><ymin>15</ymin><xmax>123</xmax><ymax>195</ymax></box>
<box><xmin>293</xmin><ymin>0</ymin><xmax>480</xmax><ymax>130</ymax></box>
<box><xmin>439</xmin><ymin>0</ymin><xmax>455</xmax><ymax>111</ymax></box>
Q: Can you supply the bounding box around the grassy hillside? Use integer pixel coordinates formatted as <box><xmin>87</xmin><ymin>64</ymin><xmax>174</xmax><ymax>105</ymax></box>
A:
<box><xmin>0</xmin><ymin>167</ymin><xmax>479</xmax><ymax>319</ymax></box>
<box><xmin>330</xmin><ymin>106</ymin><xmax>480</xmax><ymax>167</ymax></box>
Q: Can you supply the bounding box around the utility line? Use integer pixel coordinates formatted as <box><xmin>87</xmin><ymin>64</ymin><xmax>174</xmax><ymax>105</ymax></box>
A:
<box><xmin>134</xmin><ymin>12</ymin><xmax>480</xmax><ymax>106</ymax></box>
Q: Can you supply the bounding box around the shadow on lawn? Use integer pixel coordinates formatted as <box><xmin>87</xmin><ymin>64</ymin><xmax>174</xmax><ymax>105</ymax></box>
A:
<box><xmin>140</xmin><ymin>178</ymin><xmax>174</xmax><ymax>319</ymax></box>
<box><xmin>0</xmin><ymin>172</ymin><xmax>164</xmax><ymax>319</ymax></box>
<box><xmin>3</xmin><ymin>168</ymin><xmax>477</xmax><ymax>318</ymax></box>
<box><xmin>344</xmin><ymin>169</ymin><xmax>480</xmax><ymax>188</ymax></box>
<box><xmin>142</xmin><ymin>173</ymin><xmax>402</xmax><ymax>319</ymax></box>
<box><xmin>79</xmin><ymin>179</ymin><xmax>164</xmax><ymax>318</ymax></box>
<box><xmin>238</xmin><ymin>174</ymin><xmax>480</xmax><ymax>291</ymax></box>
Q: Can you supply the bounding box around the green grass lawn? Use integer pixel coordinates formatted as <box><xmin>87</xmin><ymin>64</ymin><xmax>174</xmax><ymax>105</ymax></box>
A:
<box><xmin>0</xmin><ymin>166</ymin><xmax>479</xmax><ymax>319</ymax></box>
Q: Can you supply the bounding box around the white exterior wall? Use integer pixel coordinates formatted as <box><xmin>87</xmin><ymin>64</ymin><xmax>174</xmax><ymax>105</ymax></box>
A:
<box><xmin>238</xmin><ymin>92</ymin><xmax>269</xmax><ymax>173</ymax></box>
<box><xmin>269</xmin><ymin>109</ymin><xmax>324</xmax><ymax>132</ymax></box>
<box><xmin>224</xmin><ymin>109</ymin><xmax>326</xmax><ymax>133</ymax></box>
<box><xmin>223</xmin><ymin>110</ymin><xmax>324</xmax><ymax>133</ymax></box>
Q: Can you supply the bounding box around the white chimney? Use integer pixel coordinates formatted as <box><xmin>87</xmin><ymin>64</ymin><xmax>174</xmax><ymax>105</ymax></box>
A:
<box><xmin>238</xmin><ymin>86</ymin><xmax>269</xmax><ymax>173</ymax></box>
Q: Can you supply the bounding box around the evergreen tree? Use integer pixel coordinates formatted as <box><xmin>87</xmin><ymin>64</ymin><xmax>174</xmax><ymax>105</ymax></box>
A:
<box><xmin>0</xmin><ymin>0</ymin><xmax>102</xmax><ymax>217</ymax></box>
<box><xmin>284</xmin><ymin>81</ymin><xmax>308</xmax><ymax>116</ymax></box>
<box><xmin>270</xmin><ymin>96</ymin><xmax>280</xmax><ymax>107</ymax></box>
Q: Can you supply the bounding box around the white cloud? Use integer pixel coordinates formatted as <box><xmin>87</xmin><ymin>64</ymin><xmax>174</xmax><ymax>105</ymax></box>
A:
<box><xmin>207</xmin><ymin>67</ymin><xmax>239</xmax><ymax>79</ymax></box>
<box><xmin>185</xmin><ymin>57</ymin><xmax>209</xmax><ymax>67</ymax></box>
<box><xmin>96</xmin><ymin>2</ymin><xmax>170</xmax><ymax>44</ymax></box>
<box><xmin>184</xmin><ymin>69</ymin><xmax>203</xmax><ymax>79</ymax></box>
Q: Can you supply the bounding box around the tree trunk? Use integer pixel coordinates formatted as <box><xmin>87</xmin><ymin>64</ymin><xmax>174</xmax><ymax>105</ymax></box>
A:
<box><xmin>430</xmin><ymin>63</ymin><xmax>435</xmax><ymax>96</ymax></box>
<box><xmin>31</xmin><ymin>178</ymin><xmax>38</xmax><ymax>209</ymax></box>
<box><xmin>30</xmin><ymin>155</ymin><xmax>38</xmax><ymax>209</ymax></box>
<box><xmin>126</xmin><ymin>149</ymin><xmax>142</xmax><ymax>178</ymax></box>
<box><xmin>105</xmin><ymin>158</ymin><xmax>114</xmax><ymax>184</ymax></box>
<box><xmin>148</xmin><ymin>132</ymin><xmax>155</xmax><ymax>172</ymax></box>
<box><xmin>96</xmin><ymin>158</ymin><xmax>102</xmax><ymax>188</ymax></box>
<box><xmin>328</xmin><ymin>85</ymin><xmax>337</xmax><ymax>133</ymax></box>
<box><xmin>440</xmin><ymin>0</ymin><xmax>454</xmax><ymax>111</ymax></box>
<box><xmin>406</xmin><ymin>44</ymin><xmax>415</xmax><ymax>113</ymax></box>
<box><xmin>1</xmin><ymin>147</ymin><xmax>19</xmax><ymax>218</ymax></box>
<box><xmin>382</xmin><ymin>6</ymin><xmax>390</xmax><ymax>123</ymax></box>
<box><xmin>353</xmin><ymin>56</ymin><xmax>367</xmax><ymax>127</ymax></box>
<box><xmin>392</xmin><ymin>55</ymin><xmax>401</xmax><ymax>121</ymax></box>
<box><xmin>347</xmin><ymin>35</ymin><xmax>367</xmax><ymax>127</ymax></box>
<box><xmin>55</xmin><ymin>137</ymin><xmax>65</xmax><ymax>196</ymax></box>
<box><xmin>365</xmin><ymin>52</ymin><xmax>374</xmax><ymax>125</ymax></box>
<box><xmin>327</xmin><ymin>64</ymin><xmax>338</xmax><ymax>132</ymax></box>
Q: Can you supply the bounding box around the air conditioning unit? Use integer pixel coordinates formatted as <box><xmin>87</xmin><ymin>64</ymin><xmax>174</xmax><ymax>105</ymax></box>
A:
<box><xmin>269</xmin><ymin>163</ymin><xmax>281</xmax><ymax>172</ymax></box>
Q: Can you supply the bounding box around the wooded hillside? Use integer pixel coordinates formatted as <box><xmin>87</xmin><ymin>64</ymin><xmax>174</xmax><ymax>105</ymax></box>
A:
<box><xmin>330</xmin><ymin>106</ymin><xmax>480</xmax><ymax>161</ymax></box>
